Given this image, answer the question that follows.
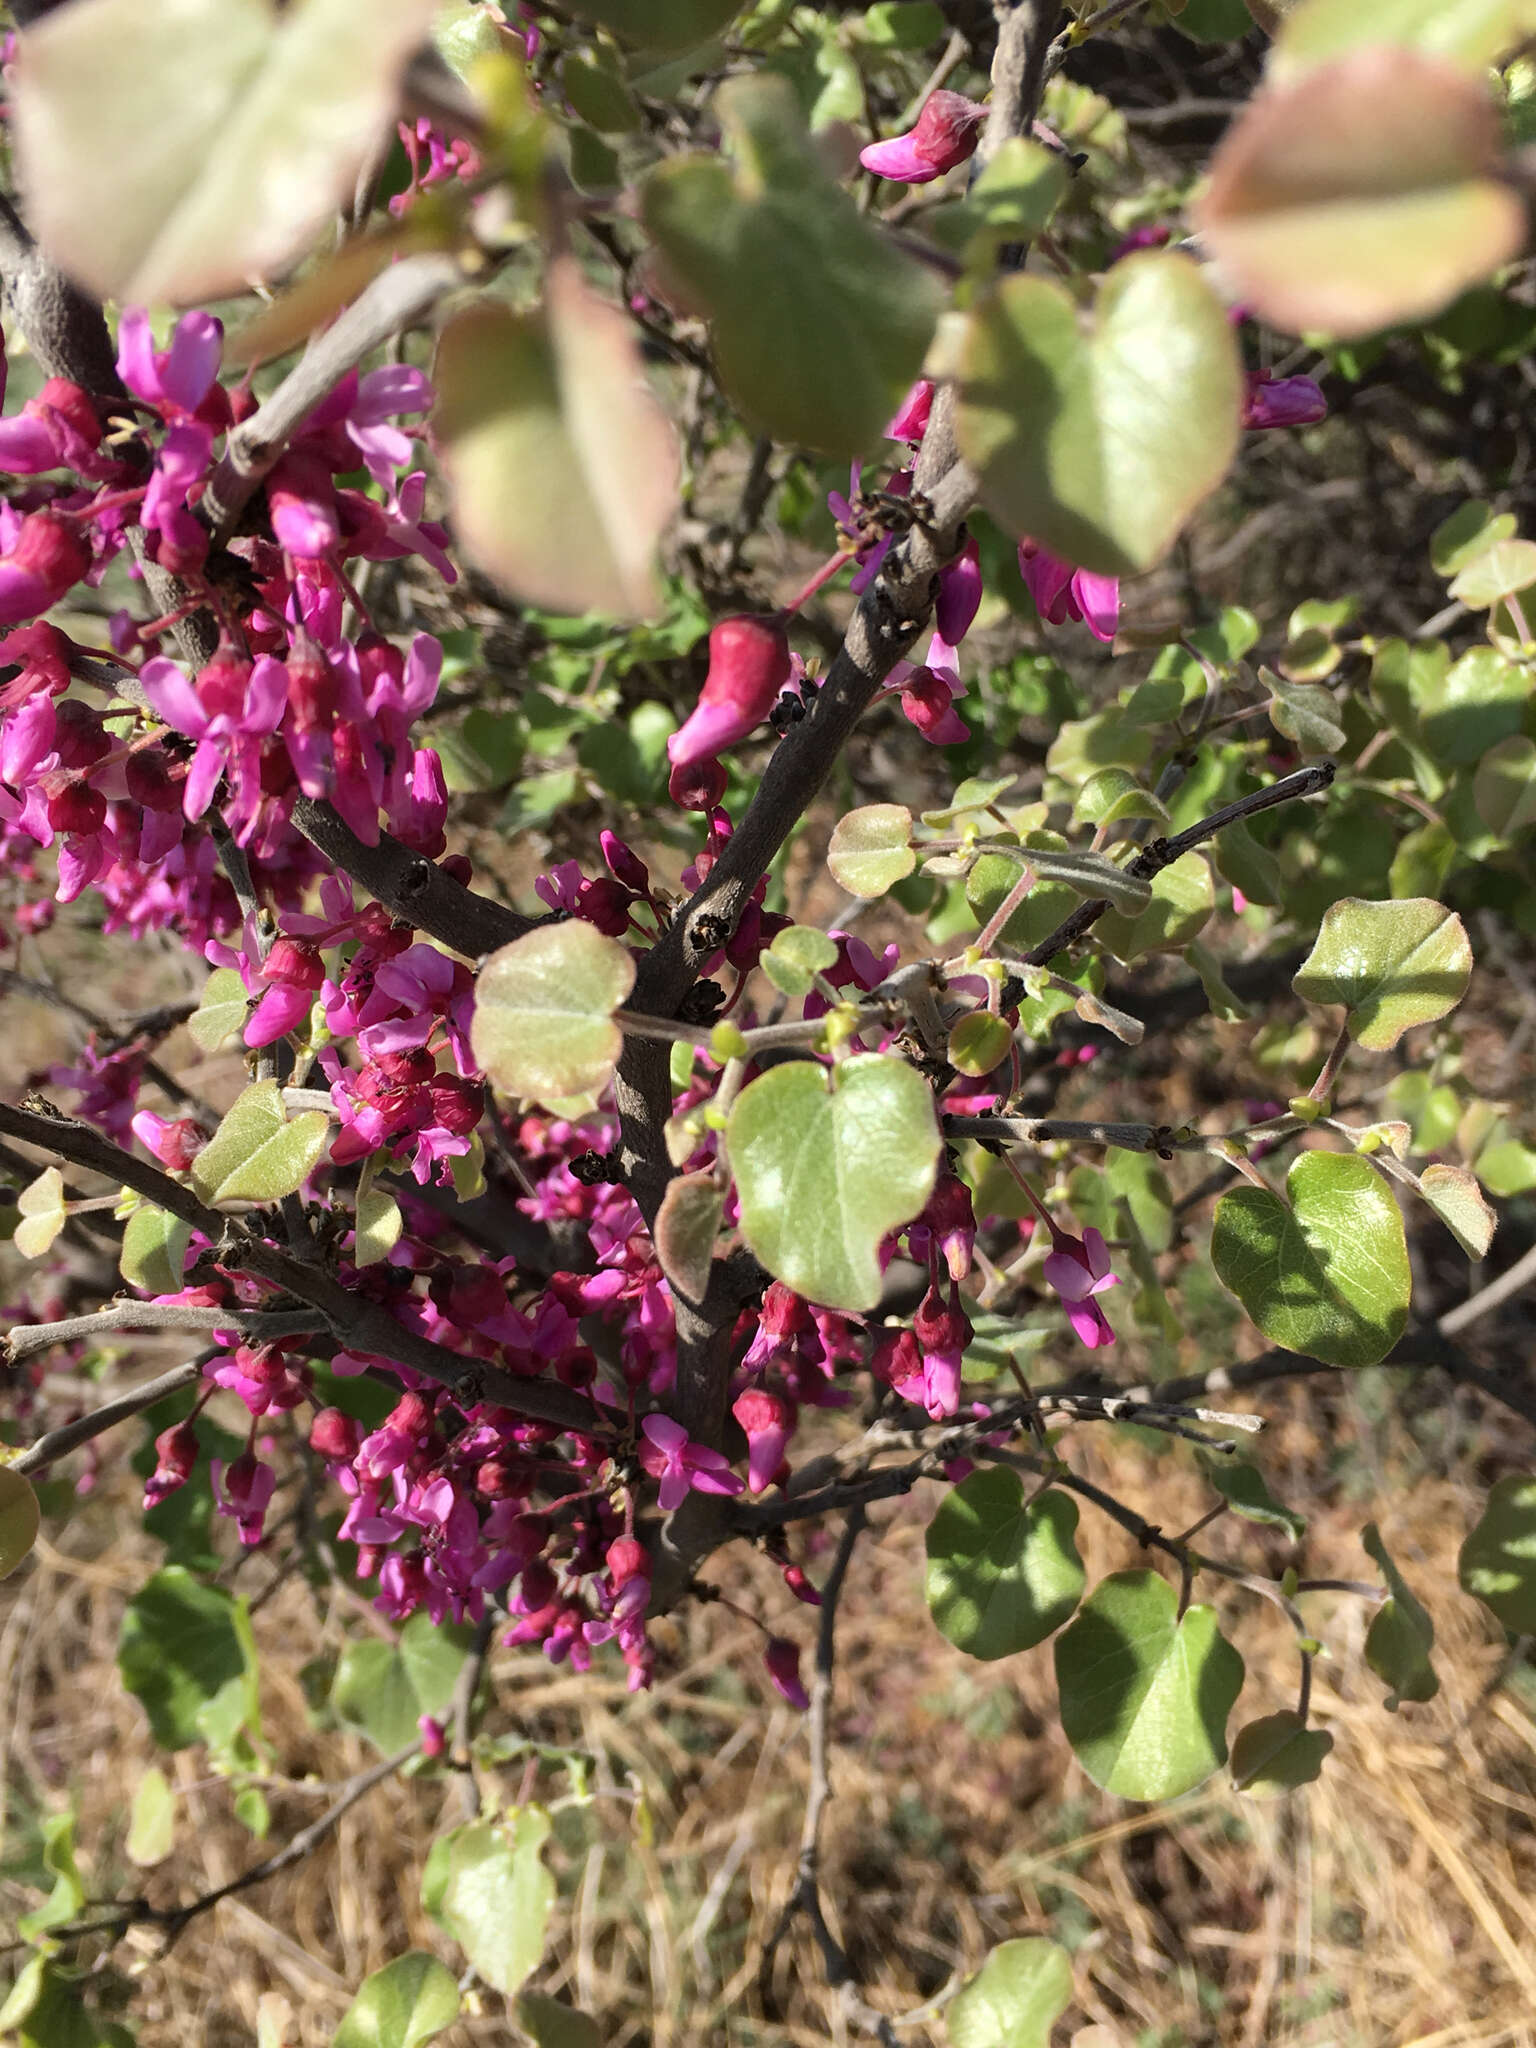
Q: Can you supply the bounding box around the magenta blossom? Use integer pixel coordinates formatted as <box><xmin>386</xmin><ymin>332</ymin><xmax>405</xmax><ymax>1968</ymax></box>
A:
<box><xmin>860</xmin><ymin>90</ymin><xmax>987</xmax><ymax>184</ymax></box>
<box><xmin>667</xmin><ymin>614</ymin><xmax>791</xmax><ymax>772</ymax></box>
<box><xmin>1242</xmin><ymin>369</ymin><xmax>1328</xmax><ymax>431</ymax></box>
<box><xmin>1042</xmin><ymin>1226</ymin><xmax>1119</xmax><ymax>1349</ymax></box>
<box><xmin>211</xmin><ymin>1450</ymin><xmax>276</xmax><ymax>1545</ymax></box>
<box><xmin>1018</xmin><ymin>540</ymin><xmax>1120</xmax><ymax>643</ymax></box>
<box><xmin>764</xmin><ymin>1635</ymin><xmax>810</xmax><ymax>1711</ymax></box>
<box><xmin>638</xmin><ymin>1414</ymin><xmax>746</xmax><ymax>1513</ymax></box>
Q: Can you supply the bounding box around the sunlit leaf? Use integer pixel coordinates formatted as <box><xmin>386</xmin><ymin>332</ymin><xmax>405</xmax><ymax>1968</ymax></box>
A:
<box><xmin>190</xmin><ymin>1081</ymin><xmax>329</xmax><ymax>1207</ymax></box>
<box><xmin>14</xmin><ymin>1166</ymin><xmax>67</xmax><ymax>1260</ymax></box>
<box><xmin>125</xmin><ymin>1766</ymin><xmax>176</xmax><ymax>1867</ymax></box>
<box><xmin>653</xmin><ymin>1171</ymin><xmax>723</xmax><ymax>1303</ymax></box>
<box><xmin>120</xmin><ymin>1202</ymin><xmax>193</xmax><ymax>1296</ymax></box>
<box><xmin>332</xmin><ymin>1610</ymin><xmax>472</xmax><ymax>1755</ymax></box>
<box><xmin>926</xmin><ymin>1473</ymin><xmax>1084</xmax><ymax>1660</ymax></box>
<box><xmin>188</xmin><ymin>966</ymin><xmax>251</xmax><ymax>1052</ymax></box>
<box><xmin>333</xmin><ymin>1953</ymin><xmax>461</xmax><ymax>2048</ymax></box>
<box><xmin>1292</xmin><ymin>896</ymin><xmax>1471</xmax><ymax>1049</ymax></box>
<box><xmin>1090</xmin><ymin>853</ymin><xmax>1214</xmax><ymax>965</ymax></box>
<box><xmin>828</xmin><ymin>804</ymin><xmax>915</xmax><ymax>897</ymax></box>
<box><xmin>1416</xmin><ymin>1162</ymin><xmax>1496</xmax><ymax>1259</ymax></box>
<box><xmin>118</xmin><ymin>1566</ymin><xmax>249</xmax><ymax>1751</ymax></box>
<box><xmin>431</xmin><ymin>1810</ymin><xmax>555</xmax><ymax>1996</ymax></box>
<box><xmin>1271</xmin><ymin>0</ymin><xmax>1532</xmax><ymax>79</ymax></box>
<box><xmin>1459</xmin><ymin>1475</ymin><xmax>1536</xmax><ymax>1633</ymax></box>
<box><xmin>471</xmin><ymin>921</ymin><xmax>636</xmax><ymax>1108</ymax></box>
<box><xmin>947</xmin><ymin>1938</ymin><xmax>1074</xmax><ymax>2048</ymax></box>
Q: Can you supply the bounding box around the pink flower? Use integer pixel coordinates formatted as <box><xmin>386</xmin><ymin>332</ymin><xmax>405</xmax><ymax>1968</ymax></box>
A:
<box><xmin>732</xmin><ymin>1387</ymin><xmax>796</xmax><ymax>1492</ymax></box>
<box><xmin>1242</xmin><ymin>369</ymin><xmax>1327</xmax><ymax>431</ymax></box>
<box><xmin>1018</xmin><ymin>541</ymin><xmax>1119</xmax><ymax>643</ymax></box>
<box><xmin>211</xmin><ymin>1450</ymin><xmax>276</xmax><ymax>1545</ymax></box>
<box><xmin>0</xmin><ymin>512</ymin><xmax>92</xmax><ymax>628</ymax></box>
<box><xmin>764</xmin><ymin>1635</ymin><xmax>810</xmax><ymax>1711</ymax></box>
<box><xmin>860</xmin><ymin>90</ymin><xmax>987</xmax><ymax>184</ymax></box>
<box><xmin>1042</xmin><ymin>1226</ymin><xmax>1119</xmax><ymax>1349</ymax></box>
<box><xmin>117</xmin><ymin>306</ymin><xmax>223</xmax><ymax>416</ymax></box>
<box><xmin>886</xmin><ymin>378</ymin><xmax>934</xmax><ymax>442</ymax></box>
<box><xmin>667</xmin><ymin>615</ymin><xmax>791</xmax><ymax>771</ymax></box>
<box><xmin>638</xmin><ymin>1413</ymin><xmax>745</xmax><ymax>1513</ymax></box>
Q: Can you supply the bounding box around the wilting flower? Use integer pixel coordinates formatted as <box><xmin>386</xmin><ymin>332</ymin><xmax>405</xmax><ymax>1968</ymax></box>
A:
<box><xmin>1042</xmin><ymin>1226</ymin><xmax>1119</xmax><ymax>1349</ymax></box>
<box><xmin>860</xmin><ymin>90</ymin><xmax>987</xmax><ymax>184</ymax></box>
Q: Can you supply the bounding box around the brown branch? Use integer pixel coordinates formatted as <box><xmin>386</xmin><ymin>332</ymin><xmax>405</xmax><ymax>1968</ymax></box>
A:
<box><xmin>3</xmin><ymin>1301</ymin><xmax>323</xmax><ymax>1367</ymax></box>
<box><xmin>11</xmin><ymin>1356</ymin><xmax>211</xmax><ymax>1477</ymax></box>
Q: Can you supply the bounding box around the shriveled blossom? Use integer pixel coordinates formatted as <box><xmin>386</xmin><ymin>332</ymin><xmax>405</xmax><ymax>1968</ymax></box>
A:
<box><xmin>860</xmin><ymin>90</ymin><xmax>987</xmax><ymax>183</ymax></box>
<box><xmin>1042</xmin><ymin>1225</ymin><xmax>1119</xmax><ymax>1349</ymax></box>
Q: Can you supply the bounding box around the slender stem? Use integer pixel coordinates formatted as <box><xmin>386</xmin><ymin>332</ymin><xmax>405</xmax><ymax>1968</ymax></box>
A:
<box><xmin>4</xmin><ymin>1302</ymin><xmax>325</xmax><ymax>1365</ymax></box>
<box><xmin>11</xmin><ymin>1356</ymin><xmax>213</xmax><ymax>1477</ymax></box>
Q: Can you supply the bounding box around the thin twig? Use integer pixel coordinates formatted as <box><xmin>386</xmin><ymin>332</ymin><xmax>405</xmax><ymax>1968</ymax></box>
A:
<box><xmin>3</xmin><ymin>1301</ymin><xmax>324</xmax><ymax>1366</ymax></box>
<box><xmin>11</xmin><ymin>1356</ymin><xmax>212</xmax><ymax>1477</ymax></box>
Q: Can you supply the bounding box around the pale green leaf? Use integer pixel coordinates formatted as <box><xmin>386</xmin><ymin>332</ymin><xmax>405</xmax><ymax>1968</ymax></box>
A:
<box><xmin>727</xmin><ymin>1054</ymin><xmax>942</xmax><ymax>1311</ymax></box>
<box><xmin>1211</xmin><ymin>1150</ymin><xmax>1410</xmax><ymax>1367</ymax></box>
<box><xmin>434</xmin><ymin>1810</ymin><xmax>555</xmax><ymax>1996</ymax></box>
<box><xmin>1271</xmin><ymin>0</ymin><xmax>1531</xmax><ymax>78</ymax></box>
<box><xmin>190</xmin><ymin>1081</ymin><xmax>328</xmax><ymax>1206</ymax></box>
<box><xmin>14</xmin><ymin>1166</ymin><xmax>66</xmax><ymax>1260</ymax></box>
<box><xmin>1074</xmin><ymin>769</ymin><xmax>1168</xmax><ymax>833</ymax></box>
<box><xmin>948</xmin><ymin>1011</ymin><xmax>1015</xmax><ymax>1077</ymax></box>
<box><xmin>926</xmin><ymin>1474</ymin><xmax>1084</xmax><ymax>1660</ymax></box>
<box><xmin>1054</xmin><ymin>1570</ymin><xmax>1246</xmax><ymax>1798</ymax></box>
<box><xmin>0</xmin><ymin>1468</ymin><xmax>40</xmax><ymax>1581</ymax></box>
<box><xmin>333</xmin><ymin>1953</ymin><xmax>461</xmax><ymax>2048</ymax></box>
<box><xmin>354</xmin><ymin>1188</ymin><xmax>404</xmax><ymax>1269</ymax></box>
<box><xmin>188</xmin><ymin>966</ymin><xmax>251</xmax><ymax>1053</ymax></box>
<box><xmin>827</xmin><ymin>804</ymin><xmax>915</xmax><ymax>897</ymax></box>
<box><xmin>957</xmin><ymin>253</ymin><xmax>1242</xmax><ymax>577</ymax></box>
<box><xmin>1417</xmin><ymin>1162</ymin><xmax>1496</xmax><ymax>1259</ymax></box>
<box><xmin>947</xmin><ymin>1938</ymin><xmax>1074</xmax><ymax>2048</ymax></box>
<box><xmin>1265</xmin><ymin>670</ymin><xmax>1346</xmax><ymax>755</ymax></box>
<box><xmin>1091</xmin><ymin>853</ymin><xmax>1214</xmax><ymax>965</ymax></box>
<box><xmin>1292</xmin><ymin>896</ymin><xmax>1471</xmax><ymax>1049</ymax></box>
<box><xmin>125</xmin><ymin>1766</ymin><xmax>176</xmax><ymax>1867</ymax></box>
<box><xmin>471</xmin><ymin>921</ymin><xmax>637</xmax><ymax>1108</ymax></box>
<box><xmin>332</xmin><ymin>1611</ymin><xmax>472</xmax><ymax>1755</ymax></box>
<box><xmin>120</xmin><ymin>1203</ymin><xmax>193</xmax><ymax>1296</ymax></box>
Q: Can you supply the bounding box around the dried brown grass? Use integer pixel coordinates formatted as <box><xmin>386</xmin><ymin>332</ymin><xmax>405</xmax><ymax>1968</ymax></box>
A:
<box><xmin>4</xmin><ymin>1374</ymin><xmax>1536</xmax><ymax>2048</ymax></box>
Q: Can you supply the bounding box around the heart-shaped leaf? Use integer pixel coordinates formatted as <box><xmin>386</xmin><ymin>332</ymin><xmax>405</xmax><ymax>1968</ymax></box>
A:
<box><xmin>640</xmin><ymin>75</ymin><xmax>944</xmax><ymax>455</ymax></box>
<box><xmin>120</xmin><ymin>1203</ymin><xmax>193</xmax><ymax>1296</ymax></box>
<box><xmin>726</xmin><ymin>1054</ymin><xmax>941</xmax><ymax>1310</ymax></box>
<box><xmin>1211</xmin><ymin>1150</ymin><xmax>1410</xmax><ymax>1367</ymax></box>
<box><xmin>654</xmin><ymin>1171</ymin><xmax>724</xmax><ymax>1303</ymax></box>
<box><xmin>828</xmin><ymin>804</ymin><xmax>916</xmax><ymax>897</ymax></box>
<box><xmin>118</xmin><ymin>1566</ymin><xmax>249</xmax><ymax>1751</ymax></box>
<box><xmin>188</xmin><ymin>966</ymin><xmax>250</xmax><ymax>1053</ymax></box>
<box><xmin>428</xmin><ymin>1810</ymin><xmax>555</xmax><ymax>1996</ymax></box>
<box><xmin>1230</xmin><ymin>1711</ymin><xmax>1334</xmax><ymax>1796</ymax></box>
<box><xmin>333</xmin><ymin>1610</ymin><xmax>472</xmax><ymax>1755</ymax></box>
<box><xmin>1075</xmin><ymin>769</ymin><xmax>1169</xmax><ymax>832</ymax></box>
<box><xmin>1459</xmin><ymin>1476</ymin><xmax>1536</xmax><ymax>1633</ymax></box>
<box><xmin>948</xmin><ymin>1012</ymin><xmax>1015</xmax><ymax>1077</ymax></box>
<box><xmin>0</xmin><ymin>1468</ymin><xmax>40</xmax><ymax>1582</ymax></box>
<box><xmin>14</xmin><ymin>1167</ymin><xmax>67</xmax><ymax>1260</ymax></box>
<box><xmin>434</xmin><ymin>263</ymin><xmax>680</xmax><ymax>620</ymax></box>
<box><xmin>947</xmin><ymin>1939</ymin><xmax>1074</xmax><ymax>2048</ymax></box>
<box><xmin>333</xmin><ymin>1955</ymin><xmax>460</xmax><ymax>2048</ymax></box>
<box><xmin>190</xmin><ymin>1081</ymin><xmax>329</xmax><ymax>1207</ymax></box>
<box><xmin>1054</xmin><ymin>1570</ymin><xmax>1246</xmax><ymax>1799</ymax></box>
<box><xmin>1362</xmin><ymin>1522</ymin><xmax>1439</xmax><ymax>1707</ymax></box>
<box><xmin>1475</xmin><ymin>737</ymin><xmax>1536</xmax><ymax>839</ymax></box>
<box><xmin>14</xmin><ymin>0</ymin><xmax>437</xmax><ymax>305</ymax></box>
<box><xmin>1197</xmin><ymin>48</ymin><xmax>1527</xmax><ymax>339</ymax></box>
<box><xmin>1197</xmin><ymin>1454</ymin><xmax>1307</xmax><ymax>1539</ymax></box>
<box><xmin>471</xmin><ymin>921</ymin><xmax>637</xmax><ymax>1108</ymax></box>
<box><xmin>926</xmin><ymin>1473</ymin><xmax>1085</xmax><ymax>1660</ymax></box>
<box><xmin>956</xmin><ymin>252</ymin><xmax>1242</xmax><ymax>576</ymax></box>
<box><xmin>1292</xmin><ymin>896</ymin><xmax>1471</xmax><ymax>1049</ymax></box>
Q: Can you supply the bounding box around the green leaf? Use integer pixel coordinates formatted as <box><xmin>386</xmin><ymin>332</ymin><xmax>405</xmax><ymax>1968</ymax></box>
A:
<box><xmin>234</xmin><ymin>1784</ymin><xmax>270</xmax><ymax>1834</ymax></box>
<box><xmin>827</xmin><ymin>803</ymin><xmax>916</xmax><ymax>897</ymax></box>
<box><xmin>13</xmin><ymin>0</ymin><xmax>438</xmax><ymax>304</ymax></box>
<box><xmin>1271</xmin><ymin>0</ymin><xmax>1529</xmax><ymax>77</ymax></box>
<box><xmin>1265</xmin><ymin>671</ymin><xmax>1346</xmax><ymax>755</ymax></box>
<box><xmin>16</xmin><ymin>1811</ymin><xmax>86</xmax><ymax>1944</ymax></box>
<box><xmin>432</xmin><ymin>1810</ymin><xmax>555</xmax><ymax>1996</ymax></box>
<box><xmin>1431</xmin><ymin>499</ymin><xmax>1518</xmax><ymax>576</ymax></box>
<box><xmin>947</xmin><ymin>1938</ymin><xmax>1074</xmax><ymax>2048</ymax></box>
<box><xmin>653</xmin><ymin>1171</ymin><xmax>724</xmax><ymax>1303</ymax></box>
<box><xmin>948</xmin><ymin>1012</ymin><xmax>1015</xmax><ymax>1077</ymax></box>
<box><xmin>640</xmin><ymin>75</ymin><xmax>943</xmax><ymax>455</ymax></box>
<box><xmin>14</xmin><ymin>1167</ymin><xmax>66</xmax><ymax>1260</ymax></box>
<box><xmin>857</xmin><ymin>1</ymin><xmax>948</xmax><ymax>47</ymax></box>
<box><xmin>1230</xmin><ymin>1711</ymin><xmax>1334</xmax><ymax>1796</ymax></box>
<box><xmin>188</xmin><ymin>966</ymin><xmax>250</xmax><ymax>1052</ymax></box>
<box><xmin>120</xmin><ymin>1202</ymin><xmax>193</xmax><ymax>1296</ymax></box>
<box><xmin>1409</xmin><ymin>644</ymin><xmax>1529</xmax><ymax>765</ymax></box>
<box><xmin>957</xmin><ymin>253</ymin><xmax>1242</xmax><ymax>577</ymax></box>
<box><xmin>471</xmin><ymin>920</ymin><xmax>636</xmax><ymax>1108</ymax></box>
<box><xmin>125</xmin><ymin>1766</ymin><xmax>176</xmax><ymax>1867</ymax></box>
<box><xmin>1054</xmin><ymin>1570</ymin><xmax>1246</xmax><ymax>1799</ymax></box>
<box><xmin>1</xmin><ymin>1961</ymin><xmax>135</xmax><ymax>2048</ymax></box>
<box><xmin>1106</xmin><ymin>1151</ymin><xmax>1173</xmax><ymax>1253</ymax></box>
<box><xmin>433</xmin><ymin>264</ymin><xmax>679</xmax><ymax>620</ymax></box>
<box><xmin>1292</xmin><ymin>896</ymin><xmax>1472</xmax><ymax>1049</ymax></box>
<box><xmin>1448</xmin><ymin>535</ymin><xmax>1536</xmax><ymax>607</ymax></box>
<box><xmin>118</xmin><ymin>1567</ymin><xmax>248</xmax><ymax>1751</ymax></box>
<box><xmin>332</xmin><ymin>1611</ymin><xmax>473</xmax><ymax>1755</ymax></box>
<box><xmin>354</xmin><ymin>1186</ymin><xmax>404</xmax><ymax>1269</ymax></box>
<box><xmin>561</xmin><ymin>48</ymin><xmax>641</xmax><ymax>133</ymax></box>
<box><xmin>1091</xmin><ymin>853</ymin><xmax>1214</xmax><ymax>965</ymax></box>
<box><xmin>1211</xmin><ymin>1150</ymin><xmax>1411</xmax><ymax>1368</ymax></box>
<box><xmin>965</xmin><ymin>851</ymin><xmax>1076</xmax><ymax>952</ymax></box>
<box><xmin>925</xmin><ymin>1474</ymin><xmax>1085</xmax><ymax>1660</ymax></box>
<box><xmin>1075</xmin><ymin>768</ymin><xmax>1168</xmax><ymax>832</ymax></box>
<box><xmin>0</xmin><ymin>1467</ymin><xmax>40</xmax><ymax>1581</ymax></box>
<box><xmin>1196</xmin><ymin>48</ymin><xmax>1526</xmax><ymax>339</ymax></box>
<box><xmin>1362</xmin><ymin>1522</ymin><xmax>1439</xmax><ymax>1707</ymax></box>
<box><xmin>437</xmin><ymin>709</ymin><xmax>525</xmax><ymax>795</ymax></box>
<box><xmin>727</xmin><ymin>1054</ymin><xmax>942</xmax><ymax>1311</ymax></box>
<box><xmin>1197</xmin><ymin>1454</ymin><xmax>1308</xmax><ymax>1540</ymax></box>
<box><xmin>189</xmin><ymin>1080</ymin><xmax>328</xmax><ymax>1206</ymax></box>
<box><xmin>1459</xmin><ymin>1475</ymin><xmax>1536</xmax><ymax>1633</ymax></box>
<box><xmin>562</xmin><ymin>0</ymin><xmax>741</xmax><ymax>51</ymax></box>
<box><xmin>1474</xmin><ymin>735</ymin><xmax>1536</xmax><ymax>840</ymax></box>
<box><xmin>962</xmin><ymin>138</ymin><xmax>1069</xmax><ymax>250</ymax></box>
<box><xmin>333</xmin><ymin>1954</ymin><xmax>461</xmax><ymax>2048</ymax></box>
<box><xmin>761</xmin><ymin>924</ymin><xmax>840</xmax><ymax>998</ymax></box>
<box><xmin>515</xmin><ymin>1993</ymin><xmax>604</xmax><ymax>2048</ymax></box>
<box><xmin>1416</xmin><ymin>1162</ymin><xmax>1496</xmax><ymax>1259</ymax></box>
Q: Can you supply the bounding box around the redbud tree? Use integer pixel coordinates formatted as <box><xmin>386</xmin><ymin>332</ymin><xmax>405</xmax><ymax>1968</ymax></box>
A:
<box><xmin>1</xmin><ymin>0</ymin><xmax>1535</xmax><ymax>2041</ymax></box>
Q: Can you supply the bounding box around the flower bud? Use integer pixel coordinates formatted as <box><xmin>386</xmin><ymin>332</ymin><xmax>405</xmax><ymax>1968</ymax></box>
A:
<box><xmin>125</xmin><ymin>746</ymin><xmax>183</xmax><ymax>812</ymax></box>
<box><xmin>45</xmin><ymin>778</ymin><xmax>107</xmax><ymax>836</ymax></box>
<box><xmin>309</xmin><ymin>1406</ymin><xmax>361</xmax><ymax>1461</ymax></box>
<box><xmin>600</xmin><ymin>830</ymin><xmax>650</xmax><ymax>895</ymax></box>
<box><xmin>763</xmin><ymin>1636</ymin><xmax>810</xmax><ymax>1711</ymax></box>
<box><xmin>52</xmin><ymin>699</ymin><xmax>109</xmax><ymax>769</ymax></box>
<box><xmin>667</xmin><ymin>615</ymin><xmax>791</xmax><ymax>771</ymax></box>
<box><xmin>261</xmin><ymin>936</ymin><xmax>324</xmax><ymax>988</ymax></box>
<box><xmin>732</xmin><ymin>1386</ymin><xmax>796</xmax><ymax>1493</ymax></box>
<box><xmin>859</xmin><ymin>90</ymin><xmax>986</xmax><ymax>184</ymax></box>
<box><xmin>196</xmin><ymin>641</ymin><xmax>252</xmax><ymax>721</ymax></box>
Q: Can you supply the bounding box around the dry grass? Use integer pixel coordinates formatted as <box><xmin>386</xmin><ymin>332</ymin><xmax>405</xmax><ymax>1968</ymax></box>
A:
<box><xmin>4</xmin><ymin>1371</ymin><xmax>1536</xmax><ymax>2048</ymax></box>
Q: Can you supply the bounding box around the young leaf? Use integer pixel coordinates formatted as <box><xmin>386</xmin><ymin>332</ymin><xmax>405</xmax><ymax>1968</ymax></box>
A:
<box><xmin>120</xmin><ymin>1203</ymin><xmax>193</xmax><ymax>1296</ymax></box>
<box><xmin>471</xmin><ymin>921</ymin><xmax>636</xmax><ymax>1108</ymax></box>
<box><xmin>1265</xmin><ymin>671</ymin><xmax>1346</xmax><ymax>755</ymax></box>
<box><xmin>653</xmin><ymin>1171</ymin><xmax>724</xmax><ymax>1303</ymax></box>
<box><xmin>1025</xmin><ymin>847</ymin><xmax>1153</xmax><ymax>916</ymax></box>
<box><xmin>333</xmin><ymin>1953</ymin><xmax>461</xmax><ymax>2048</ymax></box>
<box><xmin>925</xmin><ymin>1473</ymin><xmax>1085</xmax><ymax>1660</ymax></box>
<box><xmin>1211</xmin><ymin>1151</ymin><xmax>1410</xmax><ymax>1368</ymax></box>
<box><xmin>13</xmin><ymin>0</ymin><xmax>438</xmax><ymax>304</ymax></box>
<box><xmin>957</xmin><ymin>253</ymin><xmax>1242</xmax><ymax>578</ymax></box>
<box><xmin>1090</xmin><ymin>853</ymin><xmax>1214</xmax><ymax>965</ymax></box>
<box><xmin>948</xmin><ymin>1012</ymin><xmax>1015</xmax><ymax>1078</ymax></box>
<box><xmin>726</xmin><ymin>1054</ymin><xmax>942</xmax><ymax>1311</ymax></box>
<box><xmin>332</xmin><ymin>1611</ymin><xmax>473</xmax><ymax>1755</ymax></box>
<box><xmin>515</xmin><ymin>1992</ymin><xmax>603</xmax><ymax>2048</ymax></box>
<box><xmin>1196</xmin><ymin>48</ymin><xmax>1525</xmax><ymax>338</ymax></box>
<box><xmin>1292</xmin><ymin>896</ymin><xmax>1472</xmax><ymax>1049</ymax></box>
<box><xmin>1054</xmin><ymin>1570</ymin><xmax>1246</xmax><ymax>1799</ymax></box>
<box><xmin>0</xmin><ymin>1468</ymin><xmax>40</xmax><ymax>1581</ymax></box>
<box><xmin>432</xmin><ymin>1810</ymin><xmax>556</xmax><ymax>1996</ymax></box>
<box><xmin>1459</xmin><ymin>1475</ymin><xmax>1536</xmax><ymax>1633</ymax></box>
<box><xmin>1416</xmin><ymin>1162</ymin><xmax>1496</xmax><ymax>1260</ymax></box>
<box><xmin>1230</xmin><ymin>1711</ymin><xmax>1334</xmax><ymax>1796</ymax></box>
<box><xmin>354</xmin><ymin>1188</ymin><xmax>404</xmax><ymax>1269</ymax></box>
<box><xmin>13</xmin><ymin>1167</ymin><xmax>67</xmax><ymax>1260</ymax></box>
<box><xmin>1197</xmin><ymin>1454</ymin><xmax>1308</xmax><ymax>1540</ymax></box>
<box><xmin>125</xmin><ymin>1766</ymin><xmax>176</xmax><ymax>1867</ymax></box>
<box><xmin>827</xmin><ymin>803</ymin><xmax>916</xmax><ymax>898</ymax></box>
<box><xmin>189</xmin><ymin>1081</ymin><xmax>328</xmax><ymax>1207</ymax></box>
<box><xmin>1362</xmin><ymin>1522</ymin><xmax>1439</xmax><ymax>1707</ymax></box>
<box><xmin>640</xmin><ymin>75</ymin><xmax>944</xmax><ymax>455</ymax></box>
<box><xmin>188</xmin><ymin>965</ymin><xmax>251</xmax><ymax>1052</ymax></box>
<box><xmin>433</xmin><ymin>262</ymin><xmax>680</xmax><ymax>620</ymax></box>
<box><xmin>947</xmin><ymin>1938</ymin><xmax>1074</xmax><ymax>2048</ymax></box>
<box><xmin>118</xmin><ymin>1566</ymin><xmax>249</xmax><ymax>1751</ymax></box>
